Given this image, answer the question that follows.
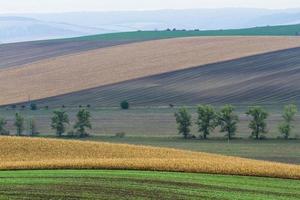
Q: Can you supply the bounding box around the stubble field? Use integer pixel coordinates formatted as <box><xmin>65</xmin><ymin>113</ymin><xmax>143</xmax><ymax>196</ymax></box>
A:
<box><xmin>1</xmin><ymin>137</ymin><xmax>300</xmax><ymax>180</ymax></box>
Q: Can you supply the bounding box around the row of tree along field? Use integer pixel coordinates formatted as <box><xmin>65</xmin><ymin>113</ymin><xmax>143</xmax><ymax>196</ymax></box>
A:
<box><xmin>175</xmin><ymin>104</ymin><xmax>298</xmax><ymax>140</ymax></box>
<box><xmin>0</xmin><ymin>109</ymin><xmax>92</xmax><ymax>138</ymax></box>
<box><xmin>0</xmin><ymin>104</ymin><xmax>298</xmax><ymax>140</ymax></box>
<box><xmin>8</xmin><ymin>100</ymin><xmax>130</xmax><ymax>111</ymax></box>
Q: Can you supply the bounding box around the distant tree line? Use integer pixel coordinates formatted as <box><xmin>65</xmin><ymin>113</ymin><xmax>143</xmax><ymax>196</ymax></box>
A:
<box><xmin>175</xmin><ymin>104</ymin><xmax>298</xmax><ymax>140</ymax></box>
<box><xmin>1</xmin><ymin>100</ymin><xmax>131</xmax><ymax>137</ymax></box>
<box><xmin>165</xmin><ymin>28</ymin><xmax>200</xmax><ymax>32</ymax></box>
<box><xmin>0</xmin><ymin>109</ymin><xmax>92</xmax><ymax>138</ymax></box>
<box><xmin>9</xmin><ymin>100</ymin><xmax>130</xmax><ymax>110</ymax></box>
<box><xmin>1</xmin><ymin>101</ymin><xmax>298</xmax><ymax>140</ymax></box>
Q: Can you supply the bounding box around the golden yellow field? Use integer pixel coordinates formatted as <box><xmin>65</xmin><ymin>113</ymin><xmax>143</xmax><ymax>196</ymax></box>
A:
<box><xmin>0</xmin><ymin>136</ymin><xmax>299</xmax><ymax>179</ymax></box>
<box><xmin>1</xmin><ymin>36</ymin><xmax>300</xmax><ymax>105</ymax></box>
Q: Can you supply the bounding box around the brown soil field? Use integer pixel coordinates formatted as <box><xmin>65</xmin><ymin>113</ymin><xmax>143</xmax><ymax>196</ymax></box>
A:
<box><xmin>0</xmin><ymin>39</ymin><xmax>141</xmax><ymax>69</ymax></box>
<box><xmin>1</xmin><ymin>36</ymin><xmax>300</xmax><ymax>106</ymax></box>
<box><xmin>33</xmin><ymin>47</ymin><xmax>300</xmax><ymax>107</ymax></box>
<box><xmin>1</xmin><ymin>136</ymin><xmax>299</xmax><ymax>179</ymax></box>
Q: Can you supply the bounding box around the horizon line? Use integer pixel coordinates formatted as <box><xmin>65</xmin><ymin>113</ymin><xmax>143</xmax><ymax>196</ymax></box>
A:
<box><xmin>1</xmin><ymin>7</ymin><xmax>300</xmax><ymax>15</ymax></box>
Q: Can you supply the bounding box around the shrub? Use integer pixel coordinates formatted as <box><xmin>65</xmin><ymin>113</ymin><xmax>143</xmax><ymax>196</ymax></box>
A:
<box><xmin>120</xmin><ymin>101</ymin><xmax>130</xmax><ymax>110</ymax></box>
<box><xmin>67</xmin><ymin>130</ymin><xmax>76</xmax><ymax>138</ymax></box>
<box><xmin>30</xmin><ymin>103</ymin><xmax>38</xmax><ymax>110</ymax></box>
<box><xmin>115</xmin><ymin>132</ymin><xmax>126</xmax><ymax>138</ymax></box>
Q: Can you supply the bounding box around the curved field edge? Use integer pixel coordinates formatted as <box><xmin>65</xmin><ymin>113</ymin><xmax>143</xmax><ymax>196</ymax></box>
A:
<box><xmin>2</xmin><ymin>23</ymin><xmax>300</xmax><ymax>70</ymax></box>
<box><xmin>70</xmin><ymin>24</ymin><xmax>300</xmax><ymax>42</ymax></box>
<box><xmin>30</xmin><ymin>46</ymin><xmax>300</xmax><ymax>107</ymax></box>
<box><xmin>0</xmin><ymin>39</ymin><xmax>143</xmax><ymax>69</ymax></box>
<box><xmin>0</xmin><ymin>170</ymin><xmax>299</xmax><ymax>200</ymax></box>
<box><xmin>0</xmin><ymin>137</ymin><xmax>299</xmax><ymax>179</ymax></box>
<box><xmin>1</xmin><ymin>37</ymin><xmax>300</xmax><ymax>106</ymax></box>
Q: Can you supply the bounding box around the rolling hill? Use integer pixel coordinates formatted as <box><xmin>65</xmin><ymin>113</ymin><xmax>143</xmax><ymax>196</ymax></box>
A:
<box><xmin>0</xmin><ymin>16</ymin><xmax>110</xmax><ymax>44</ymax></box>
<box><xmin>1</xmin><ymin>37</ymin><xmax>300</xmax><ymax>106</ymax></box>
<box><xmin>1</xmin><ymin>137</ymin><xmax>299</xmax><ymax>179</ymax></box>
<box><xmin>2</xmin><ymin>23</ymin><xmax>300</xmax><ymax>70</ymax></box>
<box><xmin>31</xmin><ymin>46</ymin><xmax>300</xmax><ymax>107</ymax></box>
<box><xmin>0</xmin><ymin>38</ymin><xmax>140</xmax><ymax>69</ymax></box>
<box><xmin>74</xmin><ymin>23</ymin><xmax>300</xmax><ymax>41</ymax></box>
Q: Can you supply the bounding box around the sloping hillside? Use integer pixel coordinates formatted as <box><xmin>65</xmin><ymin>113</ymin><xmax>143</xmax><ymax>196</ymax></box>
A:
<box><xmin>1</xmin><ymin>137</ymin><xmax>299</xmax><ymax>179</ymax></box>
<box><xmin>33</xmin><ymin>47</ymin><xmax>300</xmax><ymax>107</ymax></box>
<box><xmin>1</xmin><ymin>36</ymin><xmax>300</xmax><ymax>106</ymax></box>
<box><xmin>2</xmin><ymin>23</ymin><xmax>300</xmax><ymax>69</ymax></box>
<box><xmin>75</xmin><ymin>23</ymin><xmax>300</xmax><ymax>42</ymax></box>
<box><xmin>0</xmin><ymin>39</ymin><xmax>140</xmax><ymax>69</ymax></box>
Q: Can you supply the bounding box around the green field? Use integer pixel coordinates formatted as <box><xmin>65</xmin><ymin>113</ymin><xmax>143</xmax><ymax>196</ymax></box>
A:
<box><xmin>84</xmin><ymin>136</ymin><xmax>300</xmax><ymax>164</ymax></box>
<box><xmin>67</xmin><ymin>24</ymin><xmax>300</xmax><ymax>42</ymax></box>
<box><xmin>0</xmin><ymin>170</ymin><xmax>299</xmax><ymax>200</ymax></box>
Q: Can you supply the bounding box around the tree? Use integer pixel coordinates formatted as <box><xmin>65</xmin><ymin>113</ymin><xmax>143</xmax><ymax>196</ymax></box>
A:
<box><xmin>246</xmin><ymin>106</ymin><xmax>269</xmax><ymax>139</ymax></box>
<box><xmin>0</xmin><ymin>118</ymin><xmax>9</xmax><ymax>135</ymax></box>
<box><xmin>217</xmin><ymin>105</ymin><xmax>239</xmax><ymax>140</ymax></box>
<box><xmin>174</xmin><ymin>107</ymin><xmax>192</xmax><ymax>139</ymax></box>
<box><xmin>279</xmin><ymin>104</ymin><xmax>298</xmax><ymax>139</ymax></box>
<box><xmin>196</xmin><ymin>105</ymin><xmax>217</xmax><ymax>139</ymax></box>
<box><xmin>28</xmin><ymin>118</ymin><xmax>38</xmax><ymax>136</ymax></box>
<box><xmin>74</xmin><ymin>109</ymin><xmax>92</xmax><ymax>137</ymax></box>
<box><xmin>120</xmin><ymin>100</ymin><xmax>130</xmax><ymax>110</ymax></box>
<box><xmin>51</xmin><ymin>110</ymin><xmax>69</xmax><ymax>137</ymax></box>
<box><xmin>14</xmin><ymin>113</ymin><xmax>24</xmax><ymax>136</ymax></box>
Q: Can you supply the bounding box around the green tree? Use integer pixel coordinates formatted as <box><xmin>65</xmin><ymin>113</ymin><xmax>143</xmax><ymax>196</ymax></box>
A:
<box><xmin>196</xmin><ymin>105</ymin><xmax>217</xmax><ymax>139</ymax></box>
<box><xmin>51</xmin><ymin>110</ymin><xmax>69</xmax><ymax>137</ymax></box>
<box><xmin>174</xmin><ymin>107</ymin><xmax>192</xmax><ymax>139</ymax></box>
<box><xmin>246</xmin><ymin>106</ymin><xmax>269</xmax><ymax>140</ymax></box>
<box><xmin>28</xmin><ymin>118</ymin><xmax>38</xmax><ymax>136</ymax></box>
<box><xmin>74</xmin><ymin>109</ymin><xmax>92</xmax><ymax>137</ymax></box>
<box><xmin>120</xmin><ymin>100</ymin><xmax>130</xmax><ymax>110</ymax></box>
<box><xmin>0</xmin><ymin>118</ymin><xmax>8</xmax><ymax>135</ymax></box>
<box><xmin>217</xmin><ymin>105</ymin><xmax>239</xmax><ymax>140</ymax></box>
<box><xmin>279</xmin><ymin>104</ymin><xmax>298</xmax><ymax>139</ymax></box>
<box><xmin>14</xmin><ymin>113</ymin><xmax>24</xmax><ymax>136</ymax></box>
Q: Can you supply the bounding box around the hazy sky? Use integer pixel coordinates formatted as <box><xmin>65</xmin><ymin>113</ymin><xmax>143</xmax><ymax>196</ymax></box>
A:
<box><xmin>1</xmin><ymin>0</ymin><xmax>300</xmax><ymax>13</ymax></box>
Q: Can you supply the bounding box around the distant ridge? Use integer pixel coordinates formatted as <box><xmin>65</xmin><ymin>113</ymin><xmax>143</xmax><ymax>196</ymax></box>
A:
<box><xmin>69</xmin><ymin>23</ymin><xmax>300</xmax><ymax>42</ymax></box>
